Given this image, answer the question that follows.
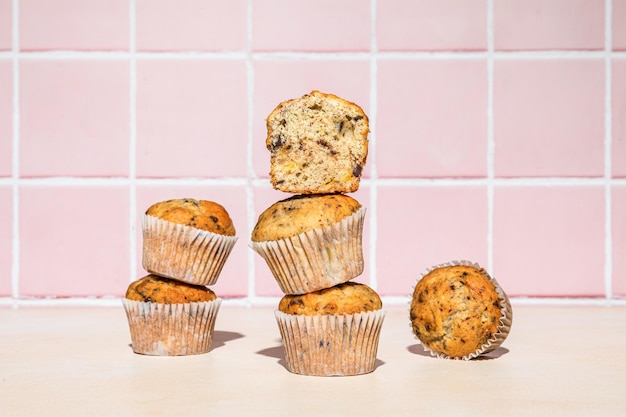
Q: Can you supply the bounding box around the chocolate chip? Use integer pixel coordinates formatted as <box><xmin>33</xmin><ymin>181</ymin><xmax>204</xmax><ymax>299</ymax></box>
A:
<box><xmin>352</xmin><ymin>164</ymin><xmax>363</xmax><ymax>177</ymax></box>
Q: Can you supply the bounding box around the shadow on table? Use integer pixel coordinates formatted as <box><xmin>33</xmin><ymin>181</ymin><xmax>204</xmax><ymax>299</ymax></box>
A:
<box><xmin>210</xmin><ymin>330</ymin><xmax>245</xmax><ymax>351</ymax></box>
<box><xmin>256</xmin><ymin>342</ymin><xmax>385</xmax><ymax>372</ymax></box>
<box><xmin>407</xmin><ymin>343</ymin><xmax>509</xmax><ymax>360</ymax></box>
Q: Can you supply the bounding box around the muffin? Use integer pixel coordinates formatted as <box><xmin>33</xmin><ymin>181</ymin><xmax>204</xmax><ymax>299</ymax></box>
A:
<box><xmin>142</xmin><ymin>198</ymin><xmax>238</xmax><ymax>286</ymax></box>
<box><xmin>266</xmin><ymin>90</ymin><xmax>369</xmax><ymax>194</ymax></box>
<box><xmin>275</xmin><ymin>282</ymin><xmax>386</xmax><ymax>376</ymax></box>
<box><xmin>250</xmin><ymin>194</ymin><xmax>365</xmax><ymax>294</ymax></box>
<box><xmin>122</xmin><ymin>274</ymin><xmax>221</xmax><ymax>356</ymax></box>
<box><xmin>409</xmin><ymin>261</ymin><xmax>512</xmax><ymax>360</ymax></box>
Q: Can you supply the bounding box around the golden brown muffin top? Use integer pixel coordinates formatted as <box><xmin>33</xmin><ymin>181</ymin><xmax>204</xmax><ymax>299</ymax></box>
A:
<box><xmin>146</xmin><ymin>198</ymin><xmax>235</xmax><ymax>236</ymax></box>
<box><xmin>278</xmin><ymin>282</ymin><xmax>382</xmax><ymax>315</ymax></box>
<box><xmin>125</xmin><ymin>274</ymin><xmax>216</xmax><ymax>304</ymax></box>
<box><xmin>251</xmin><ymin>194</ymin><xmax>361</xmax><ymax>242</ymax></box>
<box><xmin>410</xmin><ymin>264</ymin><xmax>503</xmax><ymax>358</ymax></box>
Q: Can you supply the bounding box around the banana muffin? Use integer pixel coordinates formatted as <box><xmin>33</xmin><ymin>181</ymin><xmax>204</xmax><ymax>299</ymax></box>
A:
<box><xmin>250</xmin><ymin>194</ymin><xmax>365</xmax><ymax>294</ymax></box>
<box><xmin>278</xmin><ymin>282</ymin><xmax>382</xmax><ymax>316</ymax></box>
<box><xmin>125</xmin><ymin>274</ymin><xmax>216</xmax><ymax>304</ymax></box>
<box><xmin>266</xmin><ymin>90</ymin><xmax>369</xmax><ymax>194</ymax></box>
<box><xmin>122</xmin><ymin>274</ymin><xmax>221</xmax><ymax>356</ymax></box>
<box><xmin>410</xmin><ymin>262</ymin><xmax>512</xmax><ymax>360</ymax></box>
<box><xmin>275</xmin><ymin>282</ymin><xmax>385</xmax><ymax>376</ymax></box>
<box><xmin>142</xmin><ymin>198</ymin><xmax>238</xmax><ymax>286</ymax></box>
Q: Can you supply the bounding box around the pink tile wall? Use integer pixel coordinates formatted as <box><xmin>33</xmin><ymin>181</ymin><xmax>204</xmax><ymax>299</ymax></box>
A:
<box><xmin>3</xmin><ymin>1</ymin><xmax>624</xmax><ymax>303</ymax></box>
<box><xmin>0</xmin><ymin>186</ymin><xmax>11</xmax><ymax>296</ymax></box>
<box><xmin>0</xmin><ymin>0</ymin><xmax>10</xmax><ymax>50</ymax></box>
<box><xmin>0</xmin><ymin>60</ymin><xmax>11</xmax><ymax>177</ymax></box>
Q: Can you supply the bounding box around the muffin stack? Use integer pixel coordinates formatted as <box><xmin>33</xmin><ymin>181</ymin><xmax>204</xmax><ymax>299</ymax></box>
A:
<box><xmin>250</xmin><ymin>91</ymin><xmax>385</xmax><ymax>376</ymax></box>
<box><xmin>122</xmin><ymin>198</ymin><xmax>238</xmax><ymax>356</ymax></box>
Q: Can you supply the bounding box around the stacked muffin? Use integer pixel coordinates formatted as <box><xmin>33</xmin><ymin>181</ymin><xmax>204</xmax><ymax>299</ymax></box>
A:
<box><xmin>122</xmin><ymin>198</ymin><xmax>238</xmax><ymax>356</ymax></box>
<box><xmin>250</xmin><ymin>91</ymin><xmax>385</xmax><ymax>376</ymax></box>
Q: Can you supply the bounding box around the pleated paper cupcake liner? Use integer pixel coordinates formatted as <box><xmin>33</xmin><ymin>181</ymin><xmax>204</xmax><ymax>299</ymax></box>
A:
<box><xmin>411</xmin><ymin>260</ymin><xmax>512</xmax><ymax>360</ymax></box>
<box><xmin>122</xmin><ymin>298</ymin><xmax>221</xmax><ymax>356</ymax></box>
<box><xmin>275</xmin><ymin>309</ymin><xmax>386</xmax><ymax>376</ymax></box>
<box><xmin>250</xmin><ymin>207</ymin><xmax>365</xmax><ymax>295</ymax></box>
<box><xmin>142</xmin><ymin>215</ymin><xmax>238</xmax><ymax>286</ymax></box>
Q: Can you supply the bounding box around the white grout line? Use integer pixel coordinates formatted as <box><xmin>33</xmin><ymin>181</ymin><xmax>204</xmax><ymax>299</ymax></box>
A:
<box><xmin>368</xmin><ymin>0</ymin><xmax>378</xmax><ymax>291</ymax></box>
<box><xmin>245</xmin><ymin>0</ymin><xmax>257</xmax><ymax>298</ymax></box>
<box><xmin>486</xmin><ymin>0</ymin><xmax>495</xmax><ymax>274</ymax></box>
<box><xmin>10</xmin><ymin>0</ymin><xmax>20</xmax><ymax>309</ymax></box>
<box><xmin>128</xmin><ymin>0</ymin><xmax>137</xmax><ymax>284</ymax></box>
<box><xmin>604</xmin><ymin>0</ymin><xmax>613</xmax><ymax>299</ymax></box>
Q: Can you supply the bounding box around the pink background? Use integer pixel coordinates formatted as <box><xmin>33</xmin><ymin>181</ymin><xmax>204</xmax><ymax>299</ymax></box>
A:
<box><xmin>0</xmin><ymin>0</ymin><xmax>625</xmax><ymax>302</ymax></box>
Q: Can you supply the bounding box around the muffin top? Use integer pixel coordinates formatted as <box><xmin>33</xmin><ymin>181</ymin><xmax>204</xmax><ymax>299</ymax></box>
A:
<box><xmin>409</xmin><ymin>264</ymin><xmax>503</xmax><ymax>358</ymax></box>
<box><xmin>146</xmin><ymin>198</ymin><xmax>235</xmax><ymax>236</ymax></box>
<box><xmin>251</xmin><ymin>193</ymin><xmax>361</xmax><ymax>242</ymax></box>
<box><xmin>278</xmin><ymin>282</ymin><xmax>382</xmax><ymax>315</ymax></box>
<box><xmin>125</xmin><ymin>274</ymin><xmax>217</xmax><ymax>304</ymax></box>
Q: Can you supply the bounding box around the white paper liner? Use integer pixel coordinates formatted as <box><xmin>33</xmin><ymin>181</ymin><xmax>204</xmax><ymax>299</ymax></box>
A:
<box><xmin>142</xmin><ymin>214</ymin><xmax>238</xmax><ymax>286</ymax></box>
<box><xmin>250</xmin><ymin>207</ymin><xmax>365</xmax><ymax>295</ymax></box>
<box><xmin>410</xmin><ymin>260</ymin><xmax>513</xmax><ymax>361</ymax></box>
<box><xmin>122</xmin><ymin>298</ymin><xmax>221</xmax><ymax>356</ymax></box>
<box><xmin>275</xmin><ymin>309</ymin><xmax>386</xmax><ymax>376</ymax></box>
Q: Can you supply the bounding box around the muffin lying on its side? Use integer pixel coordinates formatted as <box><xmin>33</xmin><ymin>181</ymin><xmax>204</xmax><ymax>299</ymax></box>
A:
<box><xmin>122</xmin><ymin>274</ymin><xmax>221</xmax><ymax>356</ymax></box>
<box><xmin>275</xmin><ymin>282</ymin><xmax>386</xmax><ymax>376</ymax></box>
<box><xmin>142</xmin><ymin>198</ymin><xmax>238</xmax><ymax>286</ymax></box>
<box><xmin>410</xmin><ymin>262</ymin><xmax>512</xmax><ymax>360</ymax></box>
<box><xmin>250</xmin><ymin>194</ymin><xmax>365</xmax><ymax>294</ymax></box>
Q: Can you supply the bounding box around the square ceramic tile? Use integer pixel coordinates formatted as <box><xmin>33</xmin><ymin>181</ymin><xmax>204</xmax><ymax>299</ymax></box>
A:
<box><xmin>252</xmin><ymin>185</ymin><xmax>371</xmax><ymax>297</ymax></box>
<box><xmin>613</xmin><ymin>60</ymin><xmax>626</xmax><ymax>177</ymax></box>
<box><xmin>493</xmin><ymin>186</ymin><xmax>605</xmax><ymax>296</ymax></box>
<box><xmin>252</xmin><ymin>0</ymin><xmax>370</xmax><ymax>51</ymax></box>
<box><xmin>136</xmin><ymin>60</ymin><xmax>247</xmax><ymax>178</ymax></box>
<box><xmin>614</xmin><ymin>0</ymin><xmax>626</xmax><ymax>50</ymax></box>
<box><xmin>135</xmin><ymin>184</ymin><xmax>249</xmax><ymax>297</ymax></box>
<box><xmin>0</xmin><ymin>60</ymin><xmax>11</xmax><ymax>177</ymax></box>
<box><xmin>377</xmin><ymin>60</ymin><xmax>487</xmax><ymax>178</ymax></box>
<box><xmin>20</xmin><ymin>0</ymin><xmax>128</xmax><ymax>51</ymax></box>
<box><xmin>252</xmin><ymin>60</ymin><xmax>370</xmax><ymax>179</ymax></box>
<box><xmin>19</xmin><ymin>186</ymin><xmax>130</xmax><ymax>297</ymax></box>
<box><xmin>494</xmin><ymin>60</ymin><xmax>604</xmax><ymax>177</ymax></box>
<box><xmin>20</xmin><ymin>60</ymin><xmax>129</xmax><ymax>177</ymax></box>
<box><xmin>377</xmin><ymin>0</ymin><xmax>487</xmax><ymax>51</ymax></box>
<box><xmin>376</xmin><ymin>185</ymin><xmax>488</xmax><ymax>296</ymax></box>
<box><xmin>136</xmin><ymin>0</ymin><xmax>246</xmax><ymax>51</ymax></box>
<box><xmin>0</xmin><ymin>0</ymin><xmax>11</xmax><ymax>50</ymax></box>
<box><xmin>0</xmin><ymin>186</ymin><xmax>12</xmax><ymax>296</ymax></box>
<box><xmin>613</xmin><ymin>186</ymin><xmax>626</xmax><ymax>296</ymax></box>
<box><xmin>494</xmin><ymin>0</ymin><xmax>604</xmax><ymax>50</ymax></box>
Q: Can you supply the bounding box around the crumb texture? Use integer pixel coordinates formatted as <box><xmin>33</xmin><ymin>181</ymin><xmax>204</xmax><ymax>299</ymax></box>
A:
<box><xmin>146</xmin><ymin>198</ymin><xmax>236</xmax><ymax>236</ymax></box>
<box><xmin>409</xmin><ymin>265</ymin><xmax>502</xmax><ymax>358</ymax></box>
<box><xmin>266</xmin><ymin>90</ymin><xmax>369</xmax><ymax>194</ymax></box>
<box><xmin>279</xmin><ymin>282</ymin><xmax>382</xmax><ymax>315</ymax></box>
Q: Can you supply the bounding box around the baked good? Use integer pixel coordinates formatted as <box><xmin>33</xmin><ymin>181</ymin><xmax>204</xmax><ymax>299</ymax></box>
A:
<box><xmin>250</xmin><ymin>194</ymin><xmax>365</xmax><ymax>294</ymax></box>
<box><xmin>275</xmin><ymin>282</ymin><xmax>385</xmax><ymax>376</ymax></box>
<box><xmin>142</xmin><ymin>198</ymin><xmax>238</xmax><ymax>286</ymax></box>
<box><xmin>122</xmin><ymin>274</ymin><xmax>221</xmax><ymax>356</ymax></box>
<box><xmin>266</xmin><ymin>90</ymin><xmax>369</xmax><ymax>194</ymax></box>
<box><xmin>125</xmin><ymin>274</ymin><xmax>216</xmax><ymax>304</ymax></box>
<box><xmin>409</xmin><ymin>261</ymin><xmax>512</xmax><ymax>360</ymax></box>
<box><xmin>278</xmin><ymin>282</ymin><xmax>382</xmax><ymax>315</ymax></box>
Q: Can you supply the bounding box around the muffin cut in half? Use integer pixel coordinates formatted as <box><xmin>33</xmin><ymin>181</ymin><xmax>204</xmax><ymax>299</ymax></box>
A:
<box><xmin>266</xmin><ymin>90</ymin><xmax>369</xmax><ymax>194</ymax></box>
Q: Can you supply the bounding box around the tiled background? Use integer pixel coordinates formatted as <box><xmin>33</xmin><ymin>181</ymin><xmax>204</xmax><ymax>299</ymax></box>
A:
<box><xmin>0</xmin><ymin>0</ymin><xmax>625</xmax><ymax>306</ymax></box>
